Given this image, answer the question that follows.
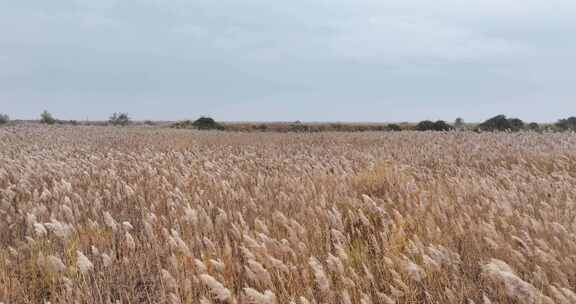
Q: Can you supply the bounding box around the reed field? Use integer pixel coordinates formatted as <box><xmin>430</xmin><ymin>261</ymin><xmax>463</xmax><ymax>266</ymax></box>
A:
<box><xmin>1</xmin><ymin>125</ymin><xmax>575</xmax><ymax>304</ymax></box>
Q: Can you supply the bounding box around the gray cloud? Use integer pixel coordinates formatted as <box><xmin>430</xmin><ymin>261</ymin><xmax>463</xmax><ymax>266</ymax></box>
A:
<box><xmin>1</xmin><ymin>0</ymin><xmax>575</xmax><ymax>122</ymax></box>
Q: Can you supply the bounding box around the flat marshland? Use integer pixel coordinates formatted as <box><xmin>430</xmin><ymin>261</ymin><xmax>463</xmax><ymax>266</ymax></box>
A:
<box><xmin>1</xmin><ymin>125</ymin><xmax>576</xmax><ymax>303</ymax></box>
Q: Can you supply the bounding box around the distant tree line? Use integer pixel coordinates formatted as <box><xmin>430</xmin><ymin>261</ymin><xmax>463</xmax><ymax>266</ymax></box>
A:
<box><xmin>37</xmin><ymin>110</ymin><xmax>80</xmax><ymax>125</ymax></box>
<box><xmin>2</xmin><ymin>111</ymin><xmax>576</xmax><ymax>133</ymax></box>
<box><xmin>406</xmin><ymin>115</ymin><xmax>576</xmax><ymax>132</ymax></box>
<box><xmin>474</xmin><ymin>115</ymin><xmax>569</xmax><ymax>132</ymax></box>
<box><xmin>555</xmin><ymin>117</ymin><xmax>576</xmax><ymax>132</ymax></box>
<box><xmin>171</xmin><ymin>115</ymin><xmax>576</xmax><ymax>133</ymax></box>
<box><xmin>30</xmin><ymin>111</ymin><xmax>134</xmax><ymax>126</ymax></box>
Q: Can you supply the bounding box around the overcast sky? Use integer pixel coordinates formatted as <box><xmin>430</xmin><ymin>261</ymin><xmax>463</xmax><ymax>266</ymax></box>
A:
<box><xmin>1</xmin><ymin>0</ymin><xmax>575</xmax><ymax>122</ymax></box>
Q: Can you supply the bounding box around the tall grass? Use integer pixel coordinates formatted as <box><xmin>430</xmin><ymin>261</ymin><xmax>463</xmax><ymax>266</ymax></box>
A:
<box><xmin>0</xmin><ymin>125</ymin><xmax>575</xmax><ymax>303</ymax></box>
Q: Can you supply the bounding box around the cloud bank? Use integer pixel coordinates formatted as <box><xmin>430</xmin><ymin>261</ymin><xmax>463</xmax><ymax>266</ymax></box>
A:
<box><xmin>1</xmin><ymin>0</ymin><xmax>575</xmax><ymax>121</ymax></box>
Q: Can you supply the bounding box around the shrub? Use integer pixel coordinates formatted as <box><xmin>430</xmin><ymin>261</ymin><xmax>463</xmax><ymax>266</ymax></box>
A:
<box><xmin>109</xmin><ymin>113</ymin><xmax>131</xmax><ymax>126</ymax></box>
<box><xmin>171</xmin><ymin>120</ymin><xmax>194</xmax><ymax>129</ymax></box>
<box><xmin>415</xmin><ymin>120</ymin><xmax>435</xmax><ymax>131</ymax></box>
<box><xmin>0</xmin><ymin>113</ymin><xmax>9</xmax><ymax>125</ymax></box>
<box><xmin>527</xmin><ymin>122</ymin><xmax>540</xmax><ymax>131</ymax></box>
<box><xmin>387</xmin><ymin>124</ymin><xmax>402</xmax><ymax>131</ymax></box>
<box><xmin>478</xmin><ymin>115</ymin><xmax>524</xmax><ymax>132</ymax></box>
<box><xmin>416</xmin><ymin>120</ymin><xmax>453</xmax><ymax>131</ymax></box>
<box><xmin>454</xmin><ymin>118</ymin><xmax>465</xmax><ymax>129</ymax></box>
<box><xmin>192</xmin><ymin>117</ymin><xmax>224</xmax><ymax>130</ymax></box>
<box><xmin>289</xmin><ymin>121</ymin><xmax>310</xmax><ymax>132</ymax></box>
<box><xmin>508</xmin><ymin>118</ymin><xmax>525</xmax><ymax>131</ymax></box>
<box><xmin>433</xmin><ymin>120</ymin><xmax>454</xmax><ymax>131</ymax></box>
<box><xmin>40</xmin><ymin>110</ymin><xmax>56</xmax><ymax>125</ymax></box>
<box><xmin>555</xmin><ymin>117</ymin><xmax>576</xmax><ymax>131</ymax></box>
<box><xmin>478</xmin><ymin>115</ymin><xmax>508</xmax><ymax>131</ymax></box>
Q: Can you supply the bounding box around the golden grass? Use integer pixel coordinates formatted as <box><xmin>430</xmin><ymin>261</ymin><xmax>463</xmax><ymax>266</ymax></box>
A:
<box><xmin>0</xmin><ymin>125</ymin><xmax>575</xmax><ymax>303</ymax></box>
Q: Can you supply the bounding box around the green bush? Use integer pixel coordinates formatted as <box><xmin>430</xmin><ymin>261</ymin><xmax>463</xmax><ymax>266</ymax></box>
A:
<box><xmin>508</xmin><ymin>118</ymin><xmax>525</xmax><ymax>131</ymax></box>
<box><xmin>0</xmin><ymin>113</ymin><xmax>9</xmax><ymax>125</ymax></box>
<box><xmin>40</xmin><ymin>111</ymin><xmax>56</xmax><ymax>125</ymax></box>
<box><xmin>387</xmin><ymin>124</ymin><xmax>402</xmax><ymax>131</ymax></box>
<box><xmin>416</xmin><ymin>120</ymin><xmax>453</xmax><ymax>131</ymax></box>
<box><xmin>478</xmin><ymin>115</ymin><xmax>525</xmax><ymax>132</ymax></box>
<box><xmin>433</xmin><ymin>120</ymin><xmax>453</xmax><ymax>131</ymax></box>
<box><xmin>415</xmin><ymin>120</ymin><xmax>435</xmax><ymax>131</ymax></box>
<box><xmin>288</xmin><ymin>121</ymin><xmax>310</xmax><ymax>132</ymax></box>
<box><xmin>454</xmin><ymin>118</ymin><xmax>465</xmax><ymax>129</ymax></box>
<box><xmin>109</xmin><ymin>113</ymin><xmax>131</xmax><ymax>126</ymax></box>
<box><xmin>527</xmin><ymin>122</ymin><xmax>540</xmax><ymax>131</ymax></box>
<box><xmin>192</xmin><ymin>117</ymin><xmax>224</xmax><ymax>130</ymax></box>
<box><xmin>555</xmin><ymin>117</ymin><xmax>576</xmax><ymax>131</ymax></box>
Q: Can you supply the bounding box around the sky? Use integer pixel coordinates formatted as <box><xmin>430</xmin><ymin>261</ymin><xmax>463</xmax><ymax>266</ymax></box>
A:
<box><xmin>1</xmin><ymin>0</ymin><xmax>575</xmax><ymax>122</ymax></box>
